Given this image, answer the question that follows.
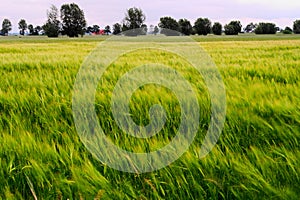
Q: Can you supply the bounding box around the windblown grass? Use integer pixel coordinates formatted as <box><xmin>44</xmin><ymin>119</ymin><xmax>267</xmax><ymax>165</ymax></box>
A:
<box><xmin>0</xmin><ymin>35</ymin><xmax>299</xmax><ymax>199</ymax></box>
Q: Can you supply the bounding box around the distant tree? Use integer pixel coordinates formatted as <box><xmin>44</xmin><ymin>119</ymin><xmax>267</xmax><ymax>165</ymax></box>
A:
<box><xmin>212</xmin><ymin>22</ymin><xmax>222</xmax><ymax>35</ymax></box>
<box><xmin>178</xmin><ymin>19</ymin><xmax>192</xmax><ymax>35</ymax></box>
<box><xmin>86</xmin><ymin>26</ymin><xmax>93</xmax><ymax>34</ymax></box>
<box><xmin>28</xmin><ymin>24</ymin><xmax>34</xmax><ymax>35</ymax></box>
<box><xmin>1</xmin><ymin>19</ymin><xmax>12</xmax><ymax>36</ymax></box>
<box><xmin>159</xmin><ymin>16</ymin><xmax>179</xmax><ymax>31</ymax></box>
<box><xmin>122</xmin><ymin>7</ymin><xmax>146</xmax><ymax>30</ymax></box>
<box><xmin>34</xmin><ymin>26</ymin><xmax>42</xmax><ymax>35</ymax></box>
<box><xmin>18</xmin><ymin>19</ymin><xmax>27</xmax><ymax>35</ymax></box>
<box><xmin>121</xmin><ymin>7</ymin><xmax>146</xmax><ymax>36</ymax></box>
<box><xmin>159</xmin><ymin>16</ymin><xmax>180</xmax><ymax>36</ymax></box>
<box><xmin>194</xmin><ymin>18</ymin><xmax>211</xmax><ymax>35</ymax></box>
<box><xmin>140</xmin><ymin>24</ymin><xmax>147</xmax><ymax>35</ymax></box>
<box><xmin>255</xmin><ymin>22</ymin><xmax>277</xmax><ymax>34</ymax></box>
<box><xmin>93</xmin><ymin>25</ymin><xmax>100</xmax><ymax>33</ymax></box>
<box><xmin>28</xmin><ymin>25</ymin><xmax>41</xmax><ymax>35</ymax></box>
<box><xmin>104</xmin><ymin>25</ymin><xmax>111</xmax><ymax>35</ymax></box>
<box><xmin>224</xmin><ymin>21</ymin><xmax>242</xmax><ymax>35</ymax></box>
<box><xmin>244</xmin><ymin>22</ymin><xmax>256</xmax><ymax>33</ymax></box>
<box><xmin>60</xmin><ymin>3</ymin><xmax>87</xmax><ymax>37</ymax></box>
<box><xmin>293</xmin><ymin>20</ymin><xmax>300</xmax><ymax>34</ymax></box>
<box><xmin>283</xmin><ymin>26</ymin><xmax>293</xmax><ymax>34</ymax></box>
<box><xmin>224</xmin><ymin>25</ymin><xmax>235</xmax><ymax>35</ymax></box>
<box><xmin>154</xmin><ymin>26</ymin><xmax>159</xmax><ymax>35</ymax></box>
<box><xmin>43</xmin><ymin>5</ymin><xmax>60</xmax><ymax>37</ymax></box>
<box><xmin>112</xmin><ymin>23</ymin><xmax>121</xmax><ymax>35</ymax></box>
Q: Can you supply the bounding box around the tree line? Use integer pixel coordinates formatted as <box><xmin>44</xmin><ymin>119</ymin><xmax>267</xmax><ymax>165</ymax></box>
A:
<box><xmin>1</xmin><ymin>4</ymin><xmax>300</xmax><ymax>37</ymax></box>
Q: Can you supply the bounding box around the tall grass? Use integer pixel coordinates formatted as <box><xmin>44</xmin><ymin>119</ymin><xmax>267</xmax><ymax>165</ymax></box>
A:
<box><xmin>0</xmin><ymin>36</ymin><xmax>299</xmax><ymax>199</ymax></box>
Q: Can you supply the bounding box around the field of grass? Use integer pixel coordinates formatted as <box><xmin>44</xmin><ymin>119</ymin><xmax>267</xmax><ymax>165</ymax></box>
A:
<box><xmin>0</xmin><ymin>35</ymin><xmax>299</xmax><ymax>199</ymax></box>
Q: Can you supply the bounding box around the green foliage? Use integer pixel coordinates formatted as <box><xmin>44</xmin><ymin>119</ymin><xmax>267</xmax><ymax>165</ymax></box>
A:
<box><xmin>18</xmin><ymin>19</ymin><xmax>27</xmax><ymax>35</ymax></box>
<box><xmin>60</xmin><ymin>3</ymin><xmax>86</xmax><ymax>37</ymax></box>
<box><xmin>244</xmin><ymin>23</ymin><xmax>257</xmax><ymax>33</ymax></box>
<box><xmin>86</xmin><ymin>26</ymin><xmax>93</xmax><ymax>34</ymax></box>
<box><xmin>282</xmin><ymin>27</ymin><xmax>293</xmax><ymax>34</ymax></box>
<box><xmin>43</xmin><ymin>5</ymin><xmax>60</xmax><ymax>38</ymax></box>
<box><xmin>28</xmin><ymin>24</ymin><xmax>41</xmax><ymax>35</ymax></box>
<box><xmin>224</xmin><ymin>21</ymin><xmax>242</xmax><ymax>35</ymax></box>
<box><xmin>178</xmin><ymin>18</ymin><xmax>192</xmax><ymax>35</ymax></box>
<box><xmin>255</xmin><ymin>23</ymin><xmax>277</xmax><ymax>34</ymax></box>
<box><xmin>93</xmin><ymin>25</ymin><xmax>100</xmax><ymax>33</ymax></box>
<box><xmin>194</xmin><ymin>18</ymin><xmax>211</xmax><ymax>35</ymax></box>
<box><xmin>212</xmin><ymin>22</ymin><xmax>222</xmax><ymax>35</ymax></box>
<box><xmin>159</xmin><ymin>16</ymin><xmax>180</xmax><ymax>36</ymax></box>
<box><xmin>122</xmin><ymin>7</ymin><xmax>146</xmax><ymax>30</ymax></box>
<box><xmin>293</xmin><ymin>20</ymin><xmax>300</xmax><ymax>34</ymax></box>
<box><xmin>122</xmin><ymin>7</ymin><xmax>146</xmax><ymax>36</ymax></box>
<box><xmin>1</xmin><ymin>19</ymin><xmax>12</xmax><ymax>35</ymax></box>
<box><xmin>112</xmin><ymin>23</ymin><xmax>122</xmax><ymax>35</ymax></box>
<box><xmin>224</xmin><ymin>25</ymin><xmax>236</xmax><ymax>35</ymax></box>
<box><xmin>104</xmin><ymin>25</ymin><xmax>111</xmax><ymax>35</ymax></box>
<box><xmin>28</xmin><ymin>24</ymin><xmax>34</xmax><ymax>35</ymax></box>
<box><xmin>140</xmin><ymin>24</ymin><xmax>147</xmax><ymax>35</ymax></box>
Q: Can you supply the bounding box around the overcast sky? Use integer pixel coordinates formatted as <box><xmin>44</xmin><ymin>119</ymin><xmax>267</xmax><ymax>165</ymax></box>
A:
<box><xmin>1</xmin><ymin>0</ymin><xmax>299</xmax><ymax>33</ymax></box>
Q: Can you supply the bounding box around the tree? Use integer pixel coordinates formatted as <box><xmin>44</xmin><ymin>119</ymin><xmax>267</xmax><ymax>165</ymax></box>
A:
<box><xmin>282</xmin><ymin>26</ymin><xmax>293</xmax><ymax>34</ymax></box>
<box><xmin>43</xmin><ymin>5</ymin><xmax>60</xmax><ymax>37</ymax></box>
<box><xmin>122</xmin><ymin>7</ymin><xmax>146</xmax><ymax>36</ymax></box>
<box><xmin>212</xmin><ymin>22</ymin><xmax>222</xmax><ymax>35</ymax></box>
<box><xmin>293</xmin><ymin>20</ymin><xmax>300</xmax><ymax>34</ymax></box>
<box><xmin>104</xmin><ymin>25</ymin><xmax>111</xmax><ymax>35</ymax></box>
<box><xmin>194</xmin><ymin>18</ymin><xmax>211</xmax><ymax>35</ymax></box>
<box><xmin>141</xmin><ymin>24</ymin><xmax>147</xmax><ymax>35</ymax></box>
<box><xmin>93</xmin><ymin>25</ymin><xmax>100</xmax><ymax>33</ymax></box>
<box><xmin>34</xmin><ymin>26</ymin><xmax>42</xmax><ymax>35</ymax></box>
<box><xmin>282</xmin><ymin>27</ymin><xmax>293</xmax><ymax>34</ymax></box>
<box><xmin>61</xmin><ymin>3</ymin><xmax>87</xmax><ymax>37</ymax></box>
<box><xmin>154</xmin><ymin>26</ymin><xmax>159</xmax><ymax>35</ymax></box>
<box><xmin>28</xmin><ymin>25</ymin><xmax>41</xmax><ymax>35</ymax></box>
<box><xmin>86</xmin><ymin>26</ymin><xmax>93</xmax><ymax>34</ymax></box>
<box><xmin>28</xmin><ymin>24</ymin><xmax>34</xmax><ymax>35</ymax></box>
<box><xmin>224</xmin><ymin>25</ymin><xmax>235</xmax><ymax>35</ymax></box>
<box><xmin>122</xmin><ymin>7</ymin><xmax>145</xmax><ymax>30</ymax></box>
<box><xmin>244</xmin><ymin>23</ymin><xmax>256</xmax><ymax>33</ymax></box>
<box><xmin>112</xmin><ymin>23</ymin><xmax>121</xmax><ymax>35</ymax></box>
<box><xmin>159</xmin><ymin>16</ymin><xmax>180</xmax><ymax>36</ymax></box>
<box><xmin>18</xmin><ymin>19</ymin><xmax>27</xmax><ymax>35</ymax></box>
<box><xmin>224</xmin><ymin>21</ymin><xmax>242</xmax><ymax>35</ymax></box>
<box><xmin>178</xmin><ymin>19</ymin><xmax>192</xmax><ymax>35</ymax></box>
<box><xmin>1</xmin><ymin>19</ymin><xmax>12</xmax><ymax>36</ymax></box>
<box><xmin>255</xmin><ymin>23</ymin><xmax>277</xmax><ymax>34</ymax></box>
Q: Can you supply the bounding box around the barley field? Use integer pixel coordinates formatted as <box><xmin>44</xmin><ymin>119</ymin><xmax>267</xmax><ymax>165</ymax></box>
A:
<box><xmin>0</xmin><ymin>35</ymin><xmax>299</xmax><ymax>199</ymax></box>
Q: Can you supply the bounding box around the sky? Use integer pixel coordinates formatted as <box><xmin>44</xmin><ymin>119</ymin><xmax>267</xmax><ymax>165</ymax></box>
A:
<box><xmin>0</xmin><ymin>0</ymin><xmax>299</xmax><ymax>33</ymax></box>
